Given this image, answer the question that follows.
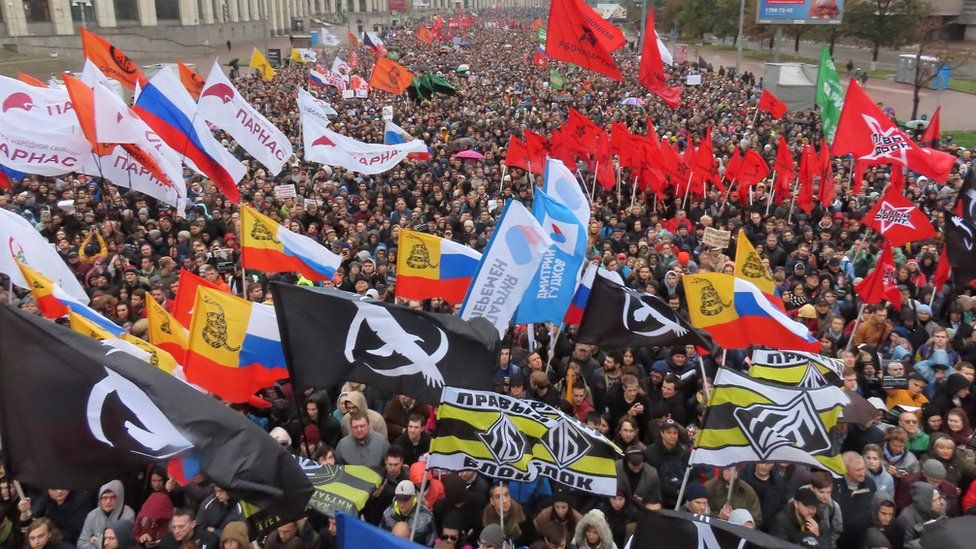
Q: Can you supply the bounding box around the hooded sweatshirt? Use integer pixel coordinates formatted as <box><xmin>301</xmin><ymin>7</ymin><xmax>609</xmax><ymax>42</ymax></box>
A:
<box><xmin>896</xmin><ymin>482</ymin><xmax>944</xmax><ymax>545</ymax></box>
<box><xmin>338</xmin><ymin>390</ymin><xmax>388</xmax><ymax>438</ymax></box>
<box><xmin>865</xmin><ymin>493</ymin><xmax>904</xmax><ymax>549</ymax></box>
<box><xmin>132</xmin><ymin>492</ymin><xmax>174</xmax><ymax>543</ymax></box>
<box><xmin>105</xmin><ymin>519</ymin><xmax>136</xmax><ymax>549</ymax></box>
<box><xmin>78</xmin><ymin>480</ymin><xmax>135</xmax><ymax>549</ymax></box>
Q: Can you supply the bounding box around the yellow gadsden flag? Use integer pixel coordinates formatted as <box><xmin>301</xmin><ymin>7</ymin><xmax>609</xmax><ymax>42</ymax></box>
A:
<box><xmin>250</xmin><ymin>48</ymin><xmax>276</xmax><ymax>81</ymax></box>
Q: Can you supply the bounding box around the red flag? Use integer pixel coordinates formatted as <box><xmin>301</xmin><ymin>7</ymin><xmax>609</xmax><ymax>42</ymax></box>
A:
<box><xmin>531</xmin><ymin>18</ymin><xmax>543</xmax><ymax>30</ymax></box>
<box><xmin>610</xmin><ymin>122</ymin><xmax>632</xmax><ymax>156</ymax></box>
<box><xmin>818</xmin><ymin>138</ymin><xmax>836</xmax><ymax>206</ymax></box>
<box><xmin>504</xmin><ymin>135</ymin><xmax>529</xmax><ymax>171</ymax></box>
<box><xmin>773</xmin><ymin>137</ymin><xmax>795</xmax><ymax>204</ymax></box>
<box><xmin>724</xmin><ymin>148</ymin><xmax>742</xmax><ymax>183</ymax></box>
<box><xmin>347</xmin><ymin>32</ymin><xmax>360</xmax><ymax>49</ymax></box>
<box><xmin>796</xmin><ymin>145</ymin><xmax>816</xmax><ymax>214</ymax></box>
<box><xmin>173</xmin><ymin>268</ymin><xmax>223</xmax><ymax>328</ymax></box>
<box><xmin>737</xmin><ymin>149</ymin><xmax>771</xmax><ymax>186</ymax></box>
<box><xmin>757</xmin><ymin>88</ymin><xmax>788</xmax><ymax>118</ymax></box>
<box><xmin>575</xmin><ymin>0</ymin><xmax>627</xmax><ymax>51</ymax></box>
<box><xmin>855</xmin><ymin>243</ymin><xmax>902</xmax><ymax>310</ymax></box>
<box><xmin>832</xmin><ymin>79</ymin><xmax>954</xmax><ymax>182</ymax></box>
<box><xmin>638</xmin><ymin>8</ymin><xmax>682</xmax><ymax>108</ymax></box>
<box><xmin>349</xmin><ymin>50</ymin><xmax>359</xmax><ymax>69</ymax></box>
<box><xmin>524</xmin><ymin>130</ymin><xmax>549</xmax><ymax>174</ymax></box>
<box><xmin>546</xmin><ymin>0</ymin><xmax>622</xmax><ymax>81</ymax></box>
<box><xmin>548</xmin><ymin>128</ymin><xmax>577</xmax><ymax>169</ymax></box>
<box><xmin>691</xmin><ymin>126</ymin><xmax>722</xmax><ymax>195</ymax></box>
<box><xmin>564</xmin><ymin>108</ymin><xmax>600</xmax><ymax>155</ymax></box>
<box><xmin>921</xmin><ymin>106</ymin><xmax>941</xmax><ymax>146</ymax></box>
<box><xmin>934</xmin><ymin>247</ymin><xmax>951</xmax><ymax>292</ymax></box>
<box><xmin>17</xmin><ymin>72</ymin><xmax>47</xmax><ymax>87</ymax></box>
<box><xmin>532</xmin><ymin>50</ymin><xmax>549</xmax><ymax>67</ymax></box>
<box><xmin>593</xmin><ymin>129</ymin><xmax>616</xmax><ymax>189</ymax></box>
<box><xmin>595</xmin><ymin>128</ymin><xmax>611</xmax><ymax>163</ymax></box>
<box><xmin>851</xmin><ymin>158</ymin><xmax>869</xmax><ymax>194</ymax></box>
<box><xmin>861</xmin><ymin>183</ymin><xmax>937</xmax><ymax>246</ymax></box>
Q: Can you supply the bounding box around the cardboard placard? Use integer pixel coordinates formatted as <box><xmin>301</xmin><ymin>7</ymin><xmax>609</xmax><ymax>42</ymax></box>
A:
<box><xmin>686</xmin><ymin>74</ymin><xmax>702</xmax><ymax>86</ymax></box>
<box><xmin>274</xmin><ymin>184</ymin><xmax>297</xmax><ymax>199</ymax></box>
<box><xmin>382</xmin><ymin>106</ymin><xmax>394</xmax><ymax>121</ymax></box>
<box><xmin>702</xmin><ymin>227</ymin><xmax>731</xmax><ymax>249</ymax></box>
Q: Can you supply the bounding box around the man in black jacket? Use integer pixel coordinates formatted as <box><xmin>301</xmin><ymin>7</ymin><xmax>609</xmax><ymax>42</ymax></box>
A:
<box><xmin>21</xmin><ymin>489</ymin><xmax>92</xmax><ymax>544</ymax></box>
<box><xmin>833</xmin><ymin>451</ymin><xmax>877</xmax><ymax>549</ymax></box>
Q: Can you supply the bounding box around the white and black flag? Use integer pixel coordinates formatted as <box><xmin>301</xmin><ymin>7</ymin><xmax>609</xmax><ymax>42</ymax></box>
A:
<box><xmin>947</xmin><ymin>167</ymin><xmax>976</xmax><ymax>288</ymax></box>
<box><xmin>576</xmin><ymin>273</ymin><xmax>716</xmax><ymax>352</ymax></box>
<box><xmin>0</xmin><ymin>305</ymin><xmax>313</xmax><ymax>519</ymax></box>
<box><xmin>271</xmin><ymin>283</ymin><xmax>501</xmax><ymax>403</ymax></box>
<box><xmin>631</xmin><ymin>509</ymin><xmax>797</xmax><ymax>548</ymax></box>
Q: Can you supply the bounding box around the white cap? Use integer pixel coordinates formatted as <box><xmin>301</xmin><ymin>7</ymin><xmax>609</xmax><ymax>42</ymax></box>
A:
<box><xmin>394</xmin><ymin>480</ymin><xmax>416</xmax><ymax>497</ymax></box>
<box><xmin>867</xmin><ymin>397</ymin><xmax>887</xmax><ymax>411</ymax></box>
<box><xmin>728</xmin><ymin>508</ymin><xmax>755</xmax><ymax>526</ymax></box>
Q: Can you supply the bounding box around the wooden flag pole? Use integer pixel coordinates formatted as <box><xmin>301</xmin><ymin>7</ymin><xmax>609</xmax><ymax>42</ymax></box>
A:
<box><xmin>682</xmin><ymin>171</ymin><xmax>694</xmax><ymax>210</ymax></box>
<box><xmin>590</xmin><ymin>161</ymin><xmax>599</xmax><ymax>201</ymax></box>
<box><xmin>410</xmin><ymin>461</ymin><xmax>429</xmax><ymax>541</ymax></box>
<box><xmin>845</xmin><ymin>303</ymin><xmax>867</xmax><ymax>351</ymax></box>
<box><xmin>765</xmin><ymin>171</ymin><xmax>777</xmax><ymax>216</ymax></box>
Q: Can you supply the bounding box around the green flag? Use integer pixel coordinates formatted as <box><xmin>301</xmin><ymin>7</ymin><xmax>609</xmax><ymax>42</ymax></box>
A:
<box><xmin>537</xmin><ymin>26</ymin><xmax>546</xmax><ymax>44</ymax></box>
<box><xmin>815</xmin><ymin>45</ymin><xmax>844</xmax><ymax>145</ymax></box>
<box><xmin>429</xmin><ymin>74</ymin><xmax>457</xmax><ymax>96</ymax></box>
<box><xmin>550</xmin><ymin>69</ymin><xmax>565</xmax><ymax>91</ymax></box>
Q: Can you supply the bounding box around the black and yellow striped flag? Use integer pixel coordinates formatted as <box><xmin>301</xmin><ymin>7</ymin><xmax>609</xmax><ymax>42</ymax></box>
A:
<box><xmin>690</xmin><ymin>367</ymin><xmax>849</xmax><ymax>476</ymax></box>
<box><xmin>243</xmin><ymin>458</ymin><xmax>381</xmax><ymax>536</ymax></box>
<box><xmin>427</xmin><ymin>387</ymin><xmax>622</xmax><ymax>495</ymax></box>
<box><xmin>748</xmin><ymin>349</ymin><xmax>845</xmax><ymax>388</ymax></box>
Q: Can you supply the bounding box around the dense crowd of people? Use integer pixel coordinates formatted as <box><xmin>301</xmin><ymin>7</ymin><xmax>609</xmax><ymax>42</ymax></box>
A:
<box><xmin>1</xmin><ymin>7</ymin><xmax>976</xmax><ymax>549</ymax></box>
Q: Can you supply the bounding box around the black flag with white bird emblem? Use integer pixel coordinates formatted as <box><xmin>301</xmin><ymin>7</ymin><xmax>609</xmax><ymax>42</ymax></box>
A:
<box><xmin>576</xmin><ymin>273</ymin><xmax>717</xmax><ymax>352</ymax></box>
<box><xmin>631</xmin><ymin>509</ymin><xmax>798</xmax><ymax>548</ymax></box>
<box><xmin>0</xmin><ymin>305</ymin><xmax>313</xmax><ymax>519</ymax></box>
<box><xmin>271</xmin><ymin>283</ymin><xmax>501</xmax><ymax>403</ymax></box>
<box><xmin>946</xmin><ymin>167</ymin><xmax>976</xmax><ymax>288</ymax></box>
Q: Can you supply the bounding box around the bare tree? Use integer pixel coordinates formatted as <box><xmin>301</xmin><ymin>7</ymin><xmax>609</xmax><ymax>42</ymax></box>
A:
<box><xmin>909</xmin><ymin>18</ymin><xmax>973</xmax><ymax>119</ymax></box>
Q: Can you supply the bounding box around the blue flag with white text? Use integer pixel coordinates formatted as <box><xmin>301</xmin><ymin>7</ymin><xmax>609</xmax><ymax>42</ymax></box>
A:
<box><xmin>515</xmin><ymin>189</ymin><xmax>587</xmax><ymax>324</ymax></box>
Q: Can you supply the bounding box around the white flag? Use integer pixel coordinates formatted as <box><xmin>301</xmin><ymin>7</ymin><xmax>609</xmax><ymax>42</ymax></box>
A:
<box><xmin>198</xmin><ymin>60</ymin><xmax>293</xmax><ymax>175</ymax></box>
<box><xmin>300</xmin><ymin>91</ymin><xmax>425</xmax><ymax>174</ymax></box>
<box><xmin>0</xmin><ymin>75</ymin><xmax>78</xmax><ymax>132</ymax></box>
<box><xmin>331</xmin><ymin>57</ymin><xmax>351</xmax><ymax>83</ymax></box>
<box><xmin>79</xmin><ymin>145</ymin><xmax>187</xmax><ymax>213</ymax></box>
<box><xmin>459</xmin><ymin>200</ymin><xmax>553</xmax><ymax>336</ymax></box>
<box><xmin>297</xmin><ymin>88</ymin><xmax>337</xmax><ymax>121</ymax></box>
<box><xmin>310</xmin><ymin>67</ymin><xmax>347</xmax><ymax>91</ymax></box>
<box><xmin>0</xmin><ymin>208</ymin><xmax>89</xmax><ymax>304</ymax></box>
<box><xmin>320</xmin><ymin>27</ymin><xmax>341</xmax><ymax>47</ymax></box>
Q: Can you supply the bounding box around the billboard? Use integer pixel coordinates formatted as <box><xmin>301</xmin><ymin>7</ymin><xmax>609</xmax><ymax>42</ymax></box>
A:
<box><xmin>389</xmin><ymin>0</ymin><xmax>406</xmax><ymax>11</ymax></box>
<box><xmin>756</xmin><ymin>0</ymin><xmax>843</xmax><ymax>25</ymax></box>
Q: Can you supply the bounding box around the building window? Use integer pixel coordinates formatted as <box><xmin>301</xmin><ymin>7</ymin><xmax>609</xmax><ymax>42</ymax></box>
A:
<box><xmin>155</xmin><ymin>0</ymin><xmax>180</xmax><ymax>19</ymax></box>
<box><xmin>69</xmin><ymin>1</ymin><xmax>94</xmax><ymax>23</ymax></box>
<box><xmin>113</xmin><ymin>0</ymin><xmax>139</xmax><ymax>20</ymax></box>
<box><xmin>24</xmin><ymin>0</ymin><xmax>51</xmax><ymax>22</ymax></box>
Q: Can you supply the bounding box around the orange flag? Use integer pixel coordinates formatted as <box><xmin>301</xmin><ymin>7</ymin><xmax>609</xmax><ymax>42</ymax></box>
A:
<box><xmin>178</xmin><ymin>61</ymin><xmax>205</xmax><ymax>100</ymax></box>
<box><xmin>347</xmin><ymin>31</ymin><xmax>360</xmax><ymax>49</ymax></box>
<box><xmin>17</xmin><ymin>72</ymin><xmax>47</xmax><ymax>87</ymax></box>
<box><xmin>418</xmin><ymin>27</ymin><xmax>435</xmax><ymax>44</ymax></box>
<box><xmin>369</xmin><ymin>57</ymin><xmax>414</xmax><ymax>94</ymax></box>
<box><xmin>61</xmin><ymin>74</ymin><xmax>113</xmax><ymax>156</ymax></box>
<box><xmin>80</xmin><ymin>28</ymin><xmax>147</xmax><ymax>91</ymax></box>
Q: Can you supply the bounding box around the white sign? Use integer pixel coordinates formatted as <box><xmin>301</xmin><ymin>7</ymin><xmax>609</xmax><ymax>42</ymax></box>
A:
<box><xmin>274</xmin><ymin>184</ymin><xmax>297</xmax><ymax>199</ymax></box>
<box><xmin>382</xmin><ymin>106</ymin><xmax>394</xmax><ymax>121</ymax></box>
<box><xmin>686</xmin><ymin>74</ymin><xmax>703</xmax><ymax>86</ymax></box>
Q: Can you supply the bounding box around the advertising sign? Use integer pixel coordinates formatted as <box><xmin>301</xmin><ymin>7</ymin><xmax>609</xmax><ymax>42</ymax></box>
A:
<box><xmin>756</xmin><ymin>0</ymin><xmax>843</xmax><ymax>25</ymax></box>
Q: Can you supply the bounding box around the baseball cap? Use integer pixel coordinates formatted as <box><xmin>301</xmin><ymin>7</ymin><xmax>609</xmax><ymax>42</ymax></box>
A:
<box><xmin>728</xmin><ymin>508</ymin><xmax>755</xmax><ymax>526</ymax></box>
<box><xmin>479</xmin><ymin>524</ymin><xmax>506</xmax><ymax>549</ymax></box>
<box><xmin>394</xmin><ymin>480</ymin><xmax>416</xmax><ymax>498</ymax></box>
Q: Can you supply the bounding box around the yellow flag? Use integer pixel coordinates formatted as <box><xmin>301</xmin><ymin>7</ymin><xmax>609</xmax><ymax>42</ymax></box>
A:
<box><xmin>250</xmin><ymin>48</ymin><xmax>276</xmax><ymax>81</ymax></box>
<box><xmin>734</xmin><ymin>230</ymin><xmax>775</xmax><ymax>296</ymax></box>
<box><xmin>68</xmin><ymin>310</ymin><xmax>115</xmax><ymax>340</ymax></box>
<box><xmin>68</xmin><ymin>310</ymin><xmax>180</xmax><ymax>375</ymax></box>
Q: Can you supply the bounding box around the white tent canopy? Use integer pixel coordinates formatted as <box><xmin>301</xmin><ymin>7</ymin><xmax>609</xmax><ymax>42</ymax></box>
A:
<box><xmin>762</xmin><ymin>63</ymin><xmax>819</xmax><ymax>111</ymax></box>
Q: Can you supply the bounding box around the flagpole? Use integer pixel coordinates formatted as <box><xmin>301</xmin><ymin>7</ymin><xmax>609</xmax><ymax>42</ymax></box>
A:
<box><xmin>845</xmin><ymin>303</ymin><xmax>867</xmax><ymax>351</ymax></box>
<box><xmin>410</xmin><ymin>461</ymin><xmax>429</xmax><ymax>542</ymax></box>
<box><xmin>527</xmin><ymin>324</ymin><xmax>536</xmax><ymax>353</ymax></box>
<box><xmin>723</xmin><ymin>178</ymin><xmax>737</xmax><ymax>203</ymax></box>
<box><xmin>499</xmin><ymin>165</ymin><xmax>507</xmax><ymax>196</ymax></box>
<box><xmin>787</xmin><ymin>180</ymin><xmax>798</xmax><ymax>224</ymax></box>
<box><xmin>590</xmin><ymin>161</ymin><xmax>599</xmax><ymax>201</ymax></box>
<box><xmin>698</xmin><ymin>356</ymin><xmax>711</xmax><ymax>402</ymax></box>
<box><xmin>766</xmin><ymin>170</ymin><xmax>777</xmax><ymax>216</ymax></box>
<box><xmin>674</xmin><ymin>452</ymin><xmax>696</xmax><ymax>511</ymax></box>
<box><xmin>929</xmin><ymin>288</ymin><xmax>937</xmax><ymax>308</ymax></box>
<box><xmin>630</xmin><ymin>175</ymin><xmax>638</xmax><ymax>209</ymax></box>
<box><xmin>682</xmin><ymin>171</ymin><xmax>693</xmax><ymax>210</ymax></box>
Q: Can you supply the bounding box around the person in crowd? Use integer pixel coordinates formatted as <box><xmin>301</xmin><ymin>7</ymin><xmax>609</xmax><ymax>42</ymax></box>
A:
<box><xmin>769</xmin><ymin>487</ymin><xmax>823</xmax><ymax>548</ymax></box>
<box><xmin>158</xmin><ymin>508</ymin><xmax>218</xmax><ymax>549</ymax></box>
<box><xmin>833</xmin><ymin>452</ymin><xmax>876</xmax><ymax>549</ymax></box>
<box><xmin>25</xmin><ymin>518</ymin><xmax>74</xmax><ymax>549</ymax></box>
<box><xmin>78</xmin><ymin>481</ymin><xmax>134</xmax><ymax>549</ymax></box>
<box><xmin>380</xmin><ymin>480</ymin><xmax>434</xmax><ymax>546</ymax></box>
<box><xmin>570</xmin><ymin>510</ymin><xmax>617</xmax><ymax>549</ymax></box>
<box><xmin>334</xmin><ymin>412</ymin><xmax>389</xmax><ymax>468</ymax></box>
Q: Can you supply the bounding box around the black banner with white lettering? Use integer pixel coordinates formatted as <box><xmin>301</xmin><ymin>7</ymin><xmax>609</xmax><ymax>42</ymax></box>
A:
<box><xmin>631</xmin><ymin>509</ymin><xmax>798</xmax><ymax>548</ymax></box>
<box><xmin>0</xmin><ymin>306</ymin><xmax>312</xmax><ymax>519</ymax></box>
<box><xmin>271</xmin><ymin>283</ymin><xmax>500</xmax><ymax>403</ymax></box>
<box><xmin>577</xmin><ymin>273</ymin><xmax>717</xmax><ymax>352</ymax></box>
<box><xmin>947</xmin><ymin>168</ymin><xmax>976</xmax><ymax>288</ymax></box>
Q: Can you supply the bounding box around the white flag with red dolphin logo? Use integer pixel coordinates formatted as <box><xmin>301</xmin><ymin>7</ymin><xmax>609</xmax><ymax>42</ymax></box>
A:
<box><xmin>0</xmin><ymin>75</ymin><xmax>78</xmax><ymax>132</ymax></box>
<box><xmin>0</xmin><ymin>208</ymin><xmax>89</xmax><ymax>303</ymax></box>
<box><xmin>331</xmin><ymin>57</ymin><xmax>352</xmax><ymax>83</ymax></box>
<box><xmin>198</xmin><ymin>61</ymin><xmax>293</xmax><ymax>175</ymax></box>
<box><xmin>299</xmin><ymin>92</ymin><xmax>426</xmax><ymax>175</ymax></box>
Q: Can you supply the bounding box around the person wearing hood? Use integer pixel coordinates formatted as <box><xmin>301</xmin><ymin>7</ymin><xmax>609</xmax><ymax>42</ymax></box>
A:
<box><xmin>131</xmin><ymin>492</ymin><xmax>173</xmax><ymax>546</ymax></box>
<box><xmin>595</xmin><ymin>488</ymin><xmax>637</xmax><ymax>548</ymax></box>
<box><xmin>195</xmin><ymin>486</ymin><xmax>242</xmax><ymax>538</ymax></box>
<box><xmin>865</xmin><ymin>494</ymin><xmax>904</xmax><ymax>549</ymax></box>
<box><xmin>895</xmin><ymin>482</ymin><xmax>946</xmax><ymax>547</ymax></box>
<box><xmin>532</xmin><ymin>487</ymin><xmax>583</xmax><ymax>545</ymax></box>
<box><xmin>894</xmin><ymin>459</ymin><xmax>959</xmax><ymax>516</ymax></box>
<box><xmin>571</xmin><ymin>509</ymin><xmax>617</xmax><ymax>549</ymax></box>
<box><xmin>101</xmin><ymin>519</ymin><xmax>136</xmax><ymax>549</ymax></box>
<box><xmin>219</xmin><ymin>521</ymin><xmax>249</xmax><ymax>549</ymax></box>
<box><xmin>337</xmin><ymin>390</ymin><xmax>388</xmax><ymax>439</ymax></box>
<box><xmin>78</xmin><ymin>481</ymin><xmax>134</xmax><ymax>549</ymax></box>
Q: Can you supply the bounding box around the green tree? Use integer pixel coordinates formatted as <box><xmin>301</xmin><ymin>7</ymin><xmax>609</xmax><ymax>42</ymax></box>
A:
<box><xmin>843</xmin><ymin>0</ymin><xmax>932</xmax><ymax>64</ymax></box>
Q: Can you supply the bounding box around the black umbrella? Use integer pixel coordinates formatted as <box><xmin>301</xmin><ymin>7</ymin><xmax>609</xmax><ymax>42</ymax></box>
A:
<box><xmin>921</xmin><ymin>515</ymin><xmax>976</xmax><ymax>549</ymax></box>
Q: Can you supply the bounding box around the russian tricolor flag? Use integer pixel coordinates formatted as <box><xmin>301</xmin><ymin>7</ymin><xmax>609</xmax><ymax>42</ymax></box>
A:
<box><xmin>133</xmin><ymin>67</ymin><xmax>244</xmax><ymax>202</ymax></box>
<box><xmin>384</xmin><ymin>120</ymin><xmax>431</xmax><ymax>160</ymax></box>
